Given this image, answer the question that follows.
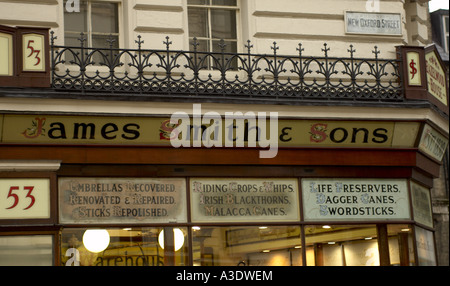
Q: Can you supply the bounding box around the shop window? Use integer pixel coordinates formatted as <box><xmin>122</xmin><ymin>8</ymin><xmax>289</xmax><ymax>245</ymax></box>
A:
<box><xmin>191</xmin><ymin>226</ymin><xmax>302</xmax><ymax>266</ymax></box>
<box><xmin>187</xmin><ymin>0</ymin><xmax>239</xmax><ymax>69</ymax></box>
<box><xmin>63</xmin><ymin>0</ymin><xmax>120</xmax><ymax>64</ymax></box>
<box><xmin>387</xmin><ymin>224</ymin><xmax>415</xmax><ymax>266</ymax></box>
<box><xmin>305</xmin><ymin>225</ymin><xmax>379</xmax><ymax>266</ymax></box>
<box><xmin>304</xmin><ymin>224</ymin><xmax>415</xmax><ymax>266</ymax></box>
<box><xmin>415</xmin><ymin>226</ymin><xmax>437</xmax><ymax>266</ymax></box>
<box><xmin>61</xmin><ymin>227</ymin><xmax>188</xmax><ymax>266</ymax></box>
<box><xmin>0</xmin><ymin>235</ymin><xmax>54</xmax><ymax>266</ymax></box>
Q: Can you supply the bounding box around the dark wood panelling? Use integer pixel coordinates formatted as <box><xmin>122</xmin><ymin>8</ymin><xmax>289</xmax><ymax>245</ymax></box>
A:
<box><xmin>0</xmin><ymin>145</ymin><xmax>419</xmax><ymax>166</ymax></box>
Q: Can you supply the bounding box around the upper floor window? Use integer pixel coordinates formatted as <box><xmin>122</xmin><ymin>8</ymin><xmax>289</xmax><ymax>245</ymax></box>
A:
<box><xmin>64</xmin><ymin>0</ymin><xmax>119</xmax><ymax>63</ymax></box>
<box><xmin>443</xmin><ymin>15</ymin><xmax>449</xmax><ymax>53</ymax></box>
<box><xmin>187</xmin><ymin>0</ymin><xmax>239</xmax><ymax>55</ymax></box>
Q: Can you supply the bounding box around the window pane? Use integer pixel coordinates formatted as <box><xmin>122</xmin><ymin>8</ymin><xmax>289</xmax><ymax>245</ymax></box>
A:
<box><xmin>188</xmin><ymin>0</ymin><xmax>237</xmax><ymax>6</ymax></box>
<box><xmin>90</xmin><ymin>34</ymin><xmax>119</xmax><ymax>64</ymax></box>
<box><xmin>92</xmin><ymin>34</ymin><xmax>119</xmax><ymax>49</ymax></box>
<box><xmin>211</xmin><ymin>9</ymin><xmax>237</xmax><ymax>39</ymax></box>
<box><xmin>64</xmin><ymin>0</ymin><xmax>87</xmax><ymax>32</ymax></box>
<box><xmin>446</xmin><ymin>35</ymin><xmax>449</xmax><ymax>51</ymax></box>
<box><xmin>63</xmin><ymin>33</ymin><xmax>83</xmax><ymax>63</ymax></box>
<box><xmin>61</xmin><ymin>227</ymin><xmax>188</xmax><ymax>266</ymax></box>
<box><xmin>212</xmin><ymin>0</ymin><xmax>237</xmax><ymax>6</ymax></box>
<box><xmin>212</xmin><ymin>40</ymin><xmax>238</xmax><ymax>69</ymax></box>
<box><xmin>444</xmin><ymin>16</ymin><xmax>449</xmax><ymax>32</ymax></box>
<box><xmin>192</xmin><ymin>226</ymin><xmax>302</xmax><ymax>266</ymax></box>
<box><xmin>194</xmin><ymin>39</ymin><xmax>210</xmax><ymax>52</ymax></box>
<box><xmin>387</xmin><ymin>224</ymin><xmax>415</xmax><ymax>266</ymax></box>
<box><xmin>91</xmin><ymin>2</ymin><xmax>119</xmax><ymax>34</ymax></box>
<box><xmin>191</xmin><ymin>39</ymin><xmax>212</xmax><ymax>69</ymax></box>
<box><xmin>188</xmin><ymin>8</ymin><xmax>209</xmax><ymax>38</ymax></box>
<box><xmin>212</xmin><ymin>40</ymin><xmax>236</xmax><ymax>53</ymax></box>
<box><xmin>64</xmin><ymin>32</ymin><xmax>83</xmax><ymax>47</ymax></box>
<box><xmin>0</xmin><ymin>235</ymin><xmax>53</xmax><ymax>266</ymax></box>
<box><xmin>415</xmin><ymin>226</ymin><xmax>437</xmax><ymax>266</ymax></box>
<box><xmin>188</xmin><ymin>0</ymin><xmax>208</xmax><ymax>5</ymax></box>
<box><xmin>305</xmin><ymin>225</ymin><xmax>378</xmax><ymax>266</ymax></box>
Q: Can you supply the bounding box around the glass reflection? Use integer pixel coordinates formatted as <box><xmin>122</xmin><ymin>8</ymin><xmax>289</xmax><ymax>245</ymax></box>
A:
<box><xmin>304</xmin><ymin>224</ymin><xmax>415</xmax><ymax>266</ymax></box>
<box><xmin>61</xmin><ymin>227</ymin><xmax>188</xmax><ymax>266</ymax></box>
<box><xmin>0</xmin><ymin>235</ymin><xmax>53</xmax><ymax>266</ymax></box>
<box><xmin>305</xmin><ymin>225</ymin><xmax>379</xmax><ymax>266</ymax></box>
<box><xmin>192</xmin><ymin>226</ymin><xmax>302</xmax><ymax>266</ymax></box>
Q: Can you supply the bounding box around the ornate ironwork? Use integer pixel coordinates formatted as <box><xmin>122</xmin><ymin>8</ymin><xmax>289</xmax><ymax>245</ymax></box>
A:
<box><xmin>50</xmin><ymin>32</ymin><xmax>403</xmax><ymax>101</ymax></box>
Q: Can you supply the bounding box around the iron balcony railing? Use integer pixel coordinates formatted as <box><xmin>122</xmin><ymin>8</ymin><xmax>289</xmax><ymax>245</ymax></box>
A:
<box><xmin>50</xmin><ymin>32</ymin><xmax>403</xmax><ymax>101</ymax></box>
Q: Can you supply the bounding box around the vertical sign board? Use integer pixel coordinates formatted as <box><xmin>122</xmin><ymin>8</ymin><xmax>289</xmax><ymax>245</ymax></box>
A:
<box><xmin>418</xmin><ymin>124</ymin><xmax>449</xmax><ymax>162</ymax></box>
<box><xmin>415</xmin><ymin>227</ymin><xmax>437</xmax><ymax>266</ymax></box>
<box><xmin>22</xmin><ymin>33</ymin><xmax>46</xmax><ymax>72</ymax></box>
<box><xmin>58</xmin><ymin>178</ymin><xmax>187</xmax><ymax>224</ymax></box>
<box><xmin>396</xmin><ymin>46</ymin><xmax>429</xmax><ymax>102</ymax></box>
<box><xmin>0</xmin><ymin>25</ymin><xmax>50</xmax><ymax>87</ymax></box>
<box><xmin>398</xmin><ymin>45</ymin><xmax>448</xmax><ymax>115</ymax></box>
<box><xmin>0</xmin><ymin>179</ymin><xmax>51</xmax><ymax>219</ymax></box>
<box><xmin>406</xmin><ymin>52</ymin><xmax>422</xmax><ymax>86</ymax></box>
<box><xmin>425</xmin><ymin>49</ymin><xmax>448</xmax><ymax>107</ymax></box>
<box><xmin>410</xmin><ymin>181</ymin><xmax>433</xmax><ymax>228</ymax></box>
<box><xmin>302</xmin><ymin>178</ymin><xmax>410</xmax><ymax>222</ymax></box>
<box><xmin>190</xmin><ymin>178</ymin><xmax>300</xmax><ymax>223</ymax></box>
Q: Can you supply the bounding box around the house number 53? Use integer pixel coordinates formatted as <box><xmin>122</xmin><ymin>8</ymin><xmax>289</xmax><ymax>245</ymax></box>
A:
<box><xmin>26</xmin><ymin>40</ymin><xmax>41</xmax><ymax>66</ymax></box>
<box><xmin>22</xmin><ymin>34</ymin><xmax>45</xmax><ymax>72</ymax></box>
<box><xmin>0</xmin><ymin>179</ymin><xmax>49</xmax><ymax>219</ymax></box>
<box><xmin>5</xmin><ymin>186</ymin><xmax>36</xmax><ymax>210</ymax></box>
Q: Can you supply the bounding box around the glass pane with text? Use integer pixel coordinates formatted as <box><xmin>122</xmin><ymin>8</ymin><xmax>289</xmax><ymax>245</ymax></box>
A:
<box><xmin>61</xmin><ymin>227</ymin><xmax>188</xmax><ymax>266</ymax></box>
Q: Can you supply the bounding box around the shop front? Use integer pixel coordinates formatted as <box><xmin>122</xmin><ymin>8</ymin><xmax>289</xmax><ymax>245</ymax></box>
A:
<box><xmin>0</xmin><ymin>25</ymin><xmax>448</xmax><ymax>267</ymax></box>
<box><xmin>0</xmin><ymin>112</ymin><xmax>445</xmax><ymax>266</ymax></box>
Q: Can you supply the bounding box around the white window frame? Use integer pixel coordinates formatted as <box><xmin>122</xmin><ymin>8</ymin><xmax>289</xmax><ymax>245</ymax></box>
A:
<box><xmin>63</xmin><ymin>0</ymin><xmax>123</xmax><ymax>72</ymax></box>
<box><xmin>186</xmin><ymin>0</ymin><xmax>242</xmax><ymax>75</ymax></box>
<box><xmin>64</xmin><ymin>0</ymin><xmax>122</xmax><ymax>48</ymax></box>
<box><xmin>186</xmin><ymin>0</ymin><xmax>241</xmax><ymax>54</ymax></box>
<box><xmin>442</xmin><ymin>15</ymin><xmax>449</xmax><ymax>54</ymax></box>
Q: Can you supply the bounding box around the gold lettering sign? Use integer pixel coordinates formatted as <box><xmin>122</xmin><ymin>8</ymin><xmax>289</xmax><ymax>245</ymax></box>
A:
<box><xmin>22</xmin><ymin>33</ymin><xmax>45</xmax><ymax>72</ymax></box>
<box><xmin>425</xmin><ymin>50</ymin><xmax>447</xmax><ymax>106</ymax></box>
<box><xmin>0</xmin><ymin>32</ymin><xmax>13</xmax><ymax>76</ymax></box>
<box><xmin>190</xmin><ymin>178</ymin><xmax>300</xmax><ymax>223</ymax></box>
<box><xmin>301</xmin><ymin>178</ymin><xmax>410</xmax><ymax>222</ymax></box>
<box><xmin>58</xmin><ymin>178</ymin><xmax>187</xmax><ymax>224</ymax></box>
<box><xmin>0</xmin><ymin>114</ymin><xmax>421</xmax><ymax>149</ymax></box>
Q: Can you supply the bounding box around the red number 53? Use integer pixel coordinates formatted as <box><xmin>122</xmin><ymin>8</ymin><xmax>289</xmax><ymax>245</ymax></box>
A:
<box><xmin>27</xmin><ymin>40</ymin><xmax>41</xmax><ymax>66</ymax></box>
<box><xmin>6</xmin><ymin>186</ymin><xmax>36</xmax><ymax>210</ymax></box>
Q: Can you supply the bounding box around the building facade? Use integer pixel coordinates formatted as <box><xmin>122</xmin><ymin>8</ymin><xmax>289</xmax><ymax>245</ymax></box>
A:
<box><xmin>430</xmin><ymin>7</ymin><xmax>449</xmax><ymax>266</ymax></box>
<box><xmin>0</xmin><ymin>0</ymin><xmax>448</xmax><ymax>266</ymax></box>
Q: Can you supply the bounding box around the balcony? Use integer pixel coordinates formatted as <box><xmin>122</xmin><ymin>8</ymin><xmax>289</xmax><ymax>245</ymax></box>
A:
<box><xmin>50</xmin><ymin>32</ymin><xmax>403</xmax><ymax>103</ymax></box>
